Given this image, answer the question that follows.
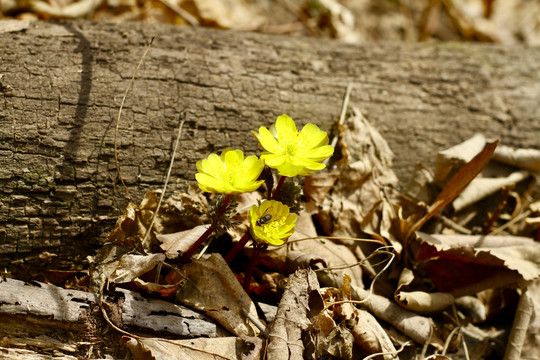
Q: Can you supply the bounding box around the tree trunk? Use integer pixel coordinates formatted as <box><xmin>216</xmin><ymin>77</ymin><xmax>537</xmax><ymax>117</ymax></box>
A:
<box><xmin>1</xmin><ymin>20</ymin><xmax>539</xmax><ymax>277</ymax></box>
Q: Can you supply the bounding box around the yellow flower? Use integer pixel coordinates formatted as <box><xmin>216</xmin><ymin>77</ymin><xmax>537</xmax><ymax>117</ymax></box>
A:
<box><xmin>252</xmin><ymin>114</ymin><xmax>334</xmax><ymax>177</ymax></box>
<box><xmin>249</xmin><ymin>200</ymin><xmax>297</xmax><ymax>246</ymax></box>
<box><xmin>195</xmin><ymin>148</ymin><xmax>264</xmax><ymax>194</ymax></box>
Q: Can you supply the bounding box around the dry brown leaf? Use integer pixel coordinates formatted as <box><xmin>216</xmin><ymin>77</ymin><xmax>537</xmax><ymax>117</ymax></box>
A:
<box><xmin>290</xmin><ymin>234</ymin><xmax>363</xmax><ymax>289</ymax></box>
<box><xmin>455</xmin><ymin>295</ymin><xmax>487</xmax><ymax>323</ymax></box>
<box><xmin>157</xmin><ymin>224</ymin><xmax>210</xmax><ymax>259</ymax></box>
<box><xmin>124</xmin><ymin>336</ymin><xmax>261</xmax><ymax>360</ymax></box>
<box><xmin>493</xmin><ymin>145</ymin><xmax>540</xmax><ymax>172</ymax></box>
<box><xmin>351</xmin><ymin>285</ymin><xmax>441</xmax><ymax>347</ymax></box>
<box><xmin>351</xmin><ymin>308</ymin><xmax>396</xmax><ymax>359</ymax></box>
<box><xmin>412</xmin><ymin>233</ymin><xmax>540</xmax><ymax>296</ymax></box>
<box><xmin>188</xmin><ymin>0</ymin><xmax>265</xmax><ymax>30</ymax></box>
<box><xmin>131</xmin><ymin>277</ymin><xmax>183</xmax><ymax>298</ymax></box>
<box><xmin>267</xmin><ymin>269</ymin><xmax>319</xmax><ymax>360</ymax></box>
<box><xmin>109</xmin><ymin>253</ymin><xmax>165</xmax><ymax>284</ymax></box>
<box><xmin>394</xmin><ymin>268</ymin><xmax>455</xmax><ymax>313</ymax></box>
<box><xmin>319</xmin><ymin>106</ymin><xmax>398</xmax><ymax>238</ymax></box>
<box><xmin>310</xmin><ymin>277</ymin><xmax>395</xmax><ymax>359</ymax></box>
<box><xmin>453</xmin><ymin>170</ymin><xmax>529</xmax><ymax>212</ymax></box>
<box><xmin>304</xmin><ymin>170</ymin><xmax>340</xmax><ymax>205</ymax></box>
<box><xmin>434</xmin><ymin>133</ymin><xmax>488</xmax><ymax>187</ymax></box>
<box><xmin>175</xmin><ymin>253</ymin><xmax>260</xmax><ymax>337</ymax></box>
<box><xmin>407</xmin><ymin>138</ymin><xmax>499</xmax><ymax>238</ymax></box>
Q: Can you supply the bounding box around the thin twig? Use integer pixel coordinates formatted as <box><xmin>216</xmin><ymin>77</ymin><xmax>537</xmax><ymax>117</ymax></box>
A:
<box><xmin>489</xmin><ymin>209</ymin><xmax>531</xmax><ymax>235</ymax></box>
<box><xmin>287</xmin><ymin>235</ymin><xmax>384</xmax><ymax>245</ymax></box>
<box><xmin>322</xmin><ymin>247</ymin><xmax>395</xmax><ymax>312</ymax></box>
<box><xmin>442</xmin><ymin>325</ymin><xmax>460</xmax><ymax>355</ymax></box>
<box><xmin>324</xmin><ymin>83</ymin><xmax>353</xmax><ymax>166</ymax></box>
<box><xmin>362</xmin><ymin>340</ymin><xmax>413</xmax><ymax>360</ymax></box>
<box><xmin>114</xmin><ymin>37</ymin><xmax>154</xmax><ymax>202</ymax></box>
<box><xmin>141</xmin><ymin>116</ymin><xmax>185</xmax><ymax>245</ymax></box>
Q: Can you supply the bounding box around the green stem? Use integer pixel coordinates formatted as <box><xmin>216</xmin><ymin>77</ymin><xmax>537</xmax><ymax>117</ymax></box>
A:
<box><xmin>181</xmin><ymin>194</ymin><xmax>231</xmax><ymax>263</ymax></box>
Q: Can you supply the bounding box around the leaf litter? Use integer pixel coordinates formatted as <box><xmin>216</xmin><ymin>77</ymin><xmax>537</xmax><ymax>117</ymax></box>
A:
<box><xmin>81</xmin><ymin>86</ymin><xmax>540</xmax><ymax>359</ymax></box>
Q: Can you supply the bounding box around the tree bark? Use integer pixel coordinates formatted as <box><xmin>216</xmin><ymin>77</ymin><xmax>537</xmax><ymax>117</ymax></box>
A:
<box><xmin>0</xmin><ymin>277</ymin><xmax>220</xmax><ymax>358</ymax></box>
<box><xmin>1</xmin><ymin>20</ymin><xmax>539</xmax><ymax>277</ymax></box>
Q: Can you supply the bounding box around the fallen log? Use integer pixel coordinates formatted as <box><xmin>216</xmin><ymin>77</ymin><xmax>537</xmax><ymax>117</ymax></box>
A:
<box><xmin>0</xmin><ymin>277</ymin><xmax>219</xmax><ymax>358</ymax></box>
<box><xmin>1</xmin><ymin>20</ymin><xmax>539</xmax><ymax>277</ymax></box>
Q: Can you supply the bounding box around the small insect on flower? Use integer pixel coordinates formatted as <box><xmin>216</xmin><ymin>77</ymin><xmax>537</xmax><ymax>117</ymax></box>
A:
<box><xmin>256</xmin><ymin>211</ymin><xmax>273</xmax><ymax>227</ymax></box>
<box><xmin>249</xmin><ymin>200</ymin><xmax>297</xmax><ymax>246</ymax></box>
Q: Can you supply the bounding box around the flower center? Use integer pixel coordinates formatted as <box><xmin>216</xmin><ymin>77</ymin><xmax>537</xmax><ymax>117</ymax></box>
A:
<box><xmin>284</xmin><ymin>142</ymin><xmax>299</xmax><ymax>157</ymax></box>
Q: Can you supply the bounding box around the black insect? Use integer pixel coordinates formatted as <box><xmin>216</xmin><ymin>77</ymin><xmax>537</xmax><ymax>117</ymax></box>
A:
<box><xmin>256</xmin><ymin>212</ymin><xmax>273</xmax><ymax>227</ymax></box>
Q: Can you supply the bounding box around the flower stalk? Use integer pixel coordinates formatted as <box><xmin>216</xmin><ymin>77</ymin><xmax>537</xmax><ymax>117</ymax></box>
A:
<box><xmin>243</xmin><ymin>242</ymin><xmax>264</xmax><ymax>292</ymax></box>
<box><xmin>181</xmin><ymin>194</ymin><xmax>231</xmax><ymax>262</ymax></box>
<box><xmin>272</xmin><ymin>175</ymin><xmax>287</xmax><ymax>199</ymax></box>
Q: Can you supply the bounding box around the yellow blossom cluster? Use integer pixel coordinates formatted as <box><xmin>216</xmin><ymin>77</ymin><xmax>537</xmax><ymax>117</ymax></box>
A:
<box><xmin>195</xmin><ymin>114</ymin><xmax>333</xmax><ymax>246</ymax></box>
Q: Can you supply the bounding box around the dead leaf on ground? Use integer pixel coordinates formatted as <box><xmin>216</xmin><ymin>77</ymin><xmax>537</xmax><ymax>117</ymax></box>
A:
<box><xmin>394</xmin><ymin>267</ymin><xmax>455</xmax><ymax>313</ymax></box>
<box><xmin>310</xmin><ymin>277</ymin><xmax>396</xmax><ymax>359</ymax></box>
<box><xmin>412</xmin><ymin>233</ymin><xmax>540</xmax><ymax>296</ymax></box>
<box><xmin>124</xmin><ymin>336</ymin><xmax>262</xmax><ymax>360</ymax></box>
<box><xmin>407</xmin><ymin>138</ymin><xmax>499</xmax><ymax>238</ymax></box>
<box><xmin>175</xmin><ymin>253</ymin><xmax>260</xmax><ymax>337</ymax></box>
<box><xmin>267</xmin><ymin>269</ymin><xmax>320</xmax><ymax>360</ymax></box>
<box><xmin>289</xmin><ymin>232</ymin><xmax>363</xmax><ymax>289</ymax></box>
<box><xmin>319</xmin><ymin>106</ymin><xmax>398</xmax><ymax>238</ymax></box>
<box><xmin>351</xmin><ymin>284</ymin><xmax>441</xmax><ymax>347</ymax></box>
<box><xmin>109</xmin><ymin>253</ymin><xmax>165</xmax><ymax>284</ymax></box>
<box><xmin>157</xmin><ymin>224</ymin><xmax>210</xmax><ymax>259</ymax></box>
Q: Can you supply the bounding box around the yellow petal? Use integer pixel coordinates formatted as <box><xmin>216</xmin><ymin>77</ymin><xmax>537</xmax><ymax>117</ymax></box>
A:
<box><xmin>275</xmin><ymin>114</ymin><xmax>297</xmax><ymax>141</ymax></box>
<box><xmin>257</xmin><ymin>127</ymin><xmax>280</xmax><ymax>153</ymax></box>
<box><xmin>261</xmin><ymin>153</ymin><xmax>286</xmax><ymax>168</ymax></box>
<box><xmin>303</xmin><ymin>144</ymin><xmax>334</xmax><ymax>161</ymax></box>
<box><xmin>299</xmin><ymin>124</ymin><xmax>328</xmax><ymax>149</ymax></box>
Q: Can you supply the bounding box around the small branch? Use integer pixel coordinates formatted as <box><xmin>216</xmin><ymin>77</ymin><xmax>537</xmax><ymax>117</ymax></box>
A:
<box><xmin>142</xmin><ymin>116</ymin><xmax>185</xmax><ymax>245</ymax></box>
<box><xmin>114</xmin><ymin>37</ymin><xmax>154</xmax><ymax>202</ymax></box>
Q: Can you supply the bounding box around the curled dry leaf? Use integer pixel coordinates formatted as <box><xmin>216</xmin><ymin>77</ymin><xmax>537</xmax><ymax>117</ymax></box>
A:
<box><xmin>352</xmin><ymin>309</ymin><xmax>396</xmax><ymax>359</ymax></box>
<box><xmin>351</xmin><ymin>285</ymin><xmax>441</xmax><ymax>348</ymax></box>
<box><xmin>290</xmin><ymin>233</ymin><xmax>363</xmax><ymax>289</ymax></box>
<box><xmin>319</xmin><ymin>106</ymin><xmax>398</xmax><ymax>238</ymax></box>
<box><xmin>455</xmin><ymin>295</ymin><xmax>487</xmax><ymax>323</ymax></box>
<box><xmin>394</xmin><ymin>267</ymin><xmax>455</xmax><ymax>313</ymax></box>
<box><xmin>124</xmin><ymin>336</ymin><xmax>261</xmax><ymax>360</ymax></box>
<box><xmin>434</xmin><ymin>133</ymin><xmax>489</xmax><ymax>188</ymax></box>
<box><xmin>314</xmin><ymin>280</ymin><xmax>396</xmax><ymax>359</ymax></box>
<box><xmin>131</xmin><ymin>277</ymin><xmax>183</xmax><ymax>299</ymax></box>
<box><xmin>453</xmin><ymin>170</ymin><xmax>529</xmax><ymax>212</ymax></box>
<box><xmin>407</xmin><ymin>139</ymin><xmax>499</xmax><ymax>238</ymax></box>
<box><xmin>267</xmin><ymin>269</ymin><xmax>319</xmax><ymax>360</ymax></box>
<box><xmin>109</xmin><ymin>253</ymin><xmax>166</xmax><ymax>284</ymax></box>
<box><xmin>493</xmin><ymin>145</ymin><xmax>540</xmax><ymax>172</ymax></box>
<box><xmin>175</xmin><ymin>253</ymin><xmax>260</xmax><ymax>337</ymax></box>
<box><xmin>157</xmin><ymin>224</ymin><xmax>210</xmax><ymax>259</ymax></box>
<box><xmin>412</xmin><ymin>233</ymin><xmax>540</xmax><ymax>296</ymax></box>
